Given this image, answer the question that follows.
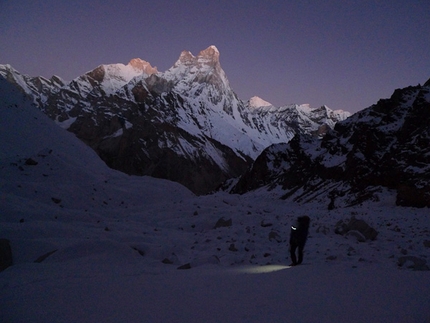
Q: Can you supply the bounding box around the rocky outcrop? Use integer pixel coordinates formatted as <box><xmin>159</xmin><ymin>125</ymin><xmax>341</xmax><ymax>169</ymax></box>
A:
<box><xmin>334</xmin><ymin>217</ymin><xmax>378</xmax><ymax>241</ymax></box>
<box><xmin>214</xmin><ymin>217</ymin><xmax>233</xmax><ymax>229</ymax></box>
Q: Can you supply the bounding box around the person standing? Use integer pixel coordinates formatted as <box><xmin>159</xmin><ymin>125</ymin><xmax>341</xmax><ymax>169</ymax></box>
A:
<box><xmin>289</xmin><ymin>216</ymin><xmax>310</xmax><ymax>266</ymax></box>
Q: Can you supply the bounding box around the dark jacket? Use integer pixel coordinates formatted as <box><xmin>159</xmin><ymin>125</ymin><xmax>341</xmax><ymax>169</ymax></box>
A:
<box><xmin>290</xmin><ymin>216</ymin><xmax>310</xmax><ymax>246</ymax></box>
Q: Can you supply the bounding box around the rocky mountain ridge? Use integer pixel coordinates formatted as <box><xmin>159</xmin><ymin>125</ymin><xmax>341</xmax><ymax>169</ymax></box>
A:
<box><xmin>232</xmin><ymin>79</ymin><xmax>430</xmax><ymax>208</ymax></box>
<box><xmin>0</xmin><ymin>46</ymin><xmax>350</xmax><ymax>194</ymax></box>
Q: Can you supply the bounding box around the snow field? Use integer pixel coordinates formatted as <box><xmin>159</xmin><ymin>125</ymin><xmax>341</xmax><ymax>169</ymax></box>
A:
<box><xmin>1</xmin><ymin>75</ymin><xmax>429</xmax><ymax>322</ymax></box>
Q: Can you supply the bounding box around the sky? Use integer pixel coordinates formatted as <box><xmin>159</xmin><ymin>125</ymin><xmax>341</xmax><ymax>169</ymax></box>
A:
<box><xmin>1</xmin><ymin>0</ymin><xmax>429</xmax><ymax>113</ymax></box>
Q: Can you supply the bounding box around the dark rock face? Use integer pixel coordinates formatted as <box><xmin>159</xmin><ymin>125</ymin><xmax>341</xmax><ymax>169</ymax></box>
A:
<box><xmin>233</xmin><ymin>81</ymin><xmax>430</xmax><ymax>207</ymax></box>
<box><xmin>0</xmin><ymin>239</ymin><xmax>13</xmax><ymax>271</ymax></box>
<box><xmin>231</xmin><ymin>134</ymin><xmax>320</xmax><ymax>195</ymax></box>
<box><xmin>65</xmin><ymin>90</ymin><xmax>250</xmax><ymax>194</ymax></box>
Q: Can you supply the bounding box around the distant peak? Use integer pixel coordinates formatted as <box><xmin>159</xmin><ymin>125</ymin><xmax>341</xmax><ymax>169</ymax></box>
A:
<box><xmin>178</xmin><ymin>50</ymin><xmax>195</xmax><ymax>63</ymax></box>
<box><xmin>197</xmin><ymin>46</ymin><xmax>220</xmax><ymax>65</ymax></box>
<box><xmin>249</xmin><ymin>96</ymin><xmax>273</xmax><ymax>108</ymax></box>
<box><xmin>175</xmin><ymin>46</ymin><xmax>220</xmax><ymax>68</ymax></box>
<box><xmin>198</xmin><ymin>45</ymin><xmax>220</xmax><ymax>58</ymax></box>
<box><xmin>128</xmin><ymin>58</ymin><xmax>158</xmax><ymax>74</ymax></box>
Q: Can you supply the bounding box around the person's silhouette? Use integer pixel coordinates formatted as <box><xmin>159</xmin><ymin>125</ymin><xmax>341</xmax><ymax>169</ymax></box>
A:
<box><xmin>289</xmin><ymin>216</ymin><xmax>310</xmax><ymax>265</ymax></box>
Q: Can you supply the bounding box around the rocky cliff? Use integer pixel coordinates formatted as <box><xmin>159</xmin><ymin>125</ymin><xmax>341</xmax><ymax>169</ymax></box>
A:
<box><xmin>232</xmin><ymin>80</ymin><xmax>430</xmax><ymax>208</ymax></box>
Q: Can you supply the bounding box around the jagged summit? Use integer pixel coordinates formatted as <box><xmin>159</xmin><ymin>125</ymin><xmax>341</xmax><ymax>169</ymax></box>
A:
<box><xmin>162</xmin><ymin>45</ymin><xmax>227</xmax><ymax>95</ymax></box>
<box><xmin>177</xmin><ymin>50</ymin><xmax>195</xmax><ymax>65</ymax></box>
<box><xmin>174</xmin><ymin>46</ymin><xmax>220</xmax><ymax>68</ymax></box>
<box><xmin>200</xmin><ymin>45</ymin><xmax>220</xmax><ymax>56</ymax></box>
<box><xmin>197</xmin><ymin>45</ymin><xmax>220</xmax><ymax>64</ymax></box>
<box><xmin>128</xmin><ymin>58</ymin><xmax>158</xmax><ymax>74</ymax></box>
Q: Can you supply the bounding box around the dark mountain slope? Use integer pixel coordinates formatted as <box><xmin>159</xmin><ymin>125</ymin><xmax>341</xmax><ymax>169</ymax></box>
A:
<box><xmin>232</xmin><ymin>80</ymin><xmax>430</xmax><ymax>208</ymax></box>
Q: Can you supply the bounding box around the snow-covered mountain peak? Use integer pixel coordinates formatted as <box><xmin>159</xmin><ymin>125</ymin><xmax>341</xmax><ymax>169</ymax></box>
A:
<box><xmin>176</xmin><ymin>50</ymin><xmax>196</xmax><ymax>66</ymax></box>
<box><xmin>128</xmin><ymin>58</ymin><xmax>158</xmax><ymax>75</ymax></box>
<box><xmin>295</xmin><ymin>104</ymin><xmax>350</xmax><ymax>119</ymax></box>
<box><xmin>172</xmin><ymin>46</ymin><xmax>220</xmax><ymax>70</ymax></box>
<box><xmin>248</xmin><ymin>96</ymin><xmax>274</xmax><ymax>109</ymax></box>
<box><xmin>0</xmin><ymin>64</ymin><xmax>65</xmax><ymax>103</ymax></box>
<box><xmin>295</xmin><ymin>103</ymin><xmax>311</xmax><ymax>112</ymax></box>
<box><xmin>1</xmin><ymin>47</ymin><xmax>352</xmax><ymax>194</ymax></box>
<box><xmin>199</xmin><ymin>45</ymin><xmax>220</xmax><ymax>56</ymax></box>
<box><xmin>197</xmin><ymin>45</ymin><xmax>220</xmax><ymax>65</ymax></box>
<box><xmin>162</xmin><ymin>46</ymin><xmax>228</xmax><ymax>93</ymax></box>
<box><xmin>76</xmin><ymin>61</ymin><xmax>158</xmax><ymax>96</ymax></box>
<box><xmin>329</xmin><ymin>109</ymin><xmax>351</xmax><ymax>122</ymax></box>
<box><xmin>85</xmin><ymin>58</ymin><xmax>157</xmax><ymax>82</ymax></box>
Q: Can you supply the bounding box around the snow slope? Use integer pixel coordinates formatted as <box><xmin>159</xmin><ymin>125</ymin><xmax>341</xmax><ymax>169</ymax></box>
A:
<box><xmin>1</xmin><ymin>76</ymin><xmax>429</xmax><ymax>322</ymax></box>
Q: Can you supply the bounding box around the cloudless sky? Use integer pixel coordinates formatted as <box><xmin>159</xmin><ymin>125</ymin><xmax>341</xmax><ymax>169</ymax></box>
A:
<box><xmin>1</xmin><ymin>0</ymin><xmax>429</xmax><ymax>113</ymax></box>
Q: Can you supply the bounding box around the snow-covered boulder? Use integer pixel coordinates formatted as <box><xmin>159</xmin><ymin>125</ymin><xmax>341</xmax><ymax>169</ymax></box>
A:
<box><xmin>334</xmin><ymin>217</ymin><xmax>378</xmax><ymax>241</ymax></box>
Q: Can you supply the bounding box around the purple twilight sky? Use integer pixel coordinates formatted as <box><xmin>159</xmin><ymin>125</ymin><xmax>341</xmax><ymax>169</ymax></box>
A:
<box><xmin>1</xmin><ymin>0</ymin><xmax>429</xmax><ymax>113</ymax></box>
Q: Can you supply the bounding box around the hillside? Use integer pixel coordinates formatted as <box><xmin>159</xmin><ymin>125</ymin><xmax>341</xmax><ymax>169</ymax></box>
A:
<box><xmin>232</xmin><ymin>80</ymin><xmax>430</xmax><ymax>208</ymax></box>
